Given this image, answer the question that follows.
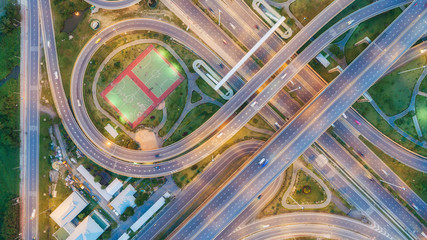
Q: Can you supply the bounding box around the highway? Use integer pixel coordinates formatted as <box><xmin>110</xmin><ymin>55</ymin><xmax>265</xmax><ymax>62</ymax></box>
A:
<box><xmin>227</xmin><ymin>213</ymin><xmax>390</xmax><ymax>240</ymax></box>
<box><xmin>170</xmin><ymin>3</ymin><xmax>427</xmax><ymax>239</ymax></box>
<box><xmin>43</xmin><ymin>0</ymin><xmax>353</xmax><ymax>176</ymax></box>
<box><xmin>21</xmin><ymin>0</ymin><xmax>40</xmax><ymax>239</ymax></box>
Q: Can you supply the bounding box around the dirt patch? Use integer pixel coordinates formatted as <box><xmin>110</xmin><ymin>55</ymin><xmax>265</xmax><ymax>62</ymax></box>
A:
<box><xmin>157</xmin><ymin>100</ymin><xmax>165</xmax><ymax>110</ymax></box>
<box><xmin>135</xmin><ymin>129</ymin><xmax>162</xmax><ymax>150</ymax></box>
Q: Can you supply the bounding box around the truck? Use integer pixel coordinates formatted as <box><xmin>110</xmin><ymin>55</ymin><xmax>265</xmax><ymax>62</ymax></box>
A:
<box><xmin>54</xmin><ymin>71</ymin><xmax>59</xmax><ymax>80</ymax></box>
<box><xmin>274</xmin><ymin>122</ymin><xmax>280</xmax><ymax>129</ymax></box>
<box><xmin>77</xmin><ymin>99</ymin><xmax>82</xmax><ymax>107</ymax></box>
<box><xmin>251</xmin><ymin>101</ymin><xmax>258</xmax><ymax>107</ymax></box>
<box><xmin>47</xmin><ymin>41</ymin><xmax>51</xmax><ymax>48</ymax></box>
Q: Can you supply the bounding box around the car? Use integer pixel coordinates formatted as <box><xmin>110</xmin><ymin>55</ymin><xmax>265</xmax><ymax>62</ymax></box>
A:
<box><xmin>54</xmin><ymin>71</ymin><xmax>59</xmax><ymax>80</ymax></box>
<box><xmin>154</xmin><ymin>166</ymin><xmax>161</xmax><ymax>170</ymax></box>
<box><xmin>222</xmin><ymin>39</ymin><xmax>228</xmax><ymax>45</ymax></box>
<box><xmin>357</xmin><ymin>151</ymin><xmax>364</xmax><ymax>157</ymax></box>
<box><xmin>257</xmin><ymin>195</ymin><xmax>262</xmax><ymax>199</ymax></box>
<box><xmin>354</xmin><ymin>119</ymin><xmax>361</xmax><ymax>126</ymax></box>
<box><xmin>95</xmin><ymin>38</ymin><xmax>102</xmax><ymax>44</ymax></box>
<box><xmin>254</xmin><ymin>24</ymin><xmax>259</xmax><ymax>30</ymax></box>
<box><xmin>219</xmin><ymin>63</ymin><xmax>224</xmax><ymax>68</ymax></box>
<box><xmin>47</xmin><ymin>41</ymin><xmax>51</xmax><ymax>48</ymax></box>
<box><xmin>208</xmin><ymin>7</ymin><xmax>214</xmax><ymax>13</ymax></box>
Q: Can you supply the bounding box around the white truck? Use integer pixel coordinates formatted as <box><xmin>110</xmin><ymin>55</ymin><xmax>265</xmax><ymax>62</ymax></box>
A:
<box><xmin>54</xmin><ymin>71</ymin><xmax>59</xmax><ymax>80</ymax></box>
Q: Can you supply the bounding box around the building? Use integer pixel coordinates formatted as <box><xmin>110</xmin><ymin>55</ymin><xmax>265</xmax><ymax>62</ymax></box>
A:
<box><xmin>105</xmin><ymin>178</ymin><xmax>123</xmax><ymax>196</ymax></box>
<box><xmin>76</xmin><ymin>165</ymin><xmax>122</xmax><ymax>201</ymax></box>
<box><xmin>66</xmin><ymin>211</ymin><xmax>109</xmax><ymax>240</ymax></box>
<box><xmin>110</xmin><ymin>185</ymin><xmax>136</xmax><ymax>214</ymax></box>
<box><xmin>50</xmin><ymin>192</ymin><xmax>89</xmax><ymax>228</ymax></box>
<box><xmin>130</xmin><ymin>192</ymin><xmax>170</xmax><ymax>232</ymax></box>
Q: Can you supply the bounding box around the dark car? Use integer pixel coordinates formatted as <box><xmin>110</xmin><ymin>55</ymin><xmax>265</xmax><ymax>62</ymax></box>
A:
<box><xmin>219</xmin><ymin>63</ymin><xmax>224</xmax><ymax>69</ymax></box>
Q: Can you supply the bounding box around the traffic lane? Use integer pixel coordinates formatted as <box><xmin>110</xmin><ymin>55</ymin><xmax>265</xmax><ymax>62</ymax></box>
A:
<box><xmin>173</xmin><ymin>5</ymin><xmax>427</xmax><ymax>238</ymax></box>
<box><xmin>227</xmin><ymin>213</ymin><xmax>385</xmax><ymax>240</ymax></box>
<box><xmin>136</xmin><ymin>140</ymin><xmax>263</xmax><ymax>239</ymax></box>
<box><xmin>332</xmin><ymin>120</ymin><xmax>427</xmax><ymax>219</ymax></box>
<box><xmin>346</xmin><ymin>109</ymin><xmax>427</xmax><ymax>172</ymax></box>
<box><xmin>245</xmin><ymin>225</ymin><xmax>370</xmax><ymax>240</ymax></box>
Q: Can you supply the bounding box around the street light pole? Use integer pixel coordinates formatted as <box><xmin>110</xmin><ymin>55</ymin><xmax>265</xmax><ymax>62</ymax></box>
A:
<box><xmin>288</xmin><ymin>86</ymin><xmax>301</xmax><ymax>93</ymax></box>
<box><xmin>288</xmin><ymin>195</ymin><xmax>304</xmax><ymax>209</ymax></box>
<box><xmin>379</xmin><ymin>180</ymin><xmax>406</xmax><ymax>190</ymax></box>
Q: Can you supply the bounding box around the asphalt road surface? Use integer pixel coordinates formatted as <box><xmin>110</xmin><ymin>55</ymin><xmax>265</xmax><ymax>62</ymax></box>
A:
<box><xmin>171</xmin><ymin>3</ymin><xmax>427</xmax><ymax>239</ymax></box>
<box><xmin>21</xmin><ymin>0</ymin><xmax>40</xmax><ymax>239</ymax></box>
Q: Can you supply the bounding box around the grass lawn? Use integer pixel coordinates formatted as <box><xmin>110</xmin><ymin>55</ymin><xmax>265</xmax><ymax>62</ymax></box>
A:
<box><xmin>248</xmin><ymin>114</ymin><xmax>275</xmax><ymax>132</ymax></box>
<box><xmin>308</xmin><ymin>57</ymin><xmax>339</xmax><ymax>83</ymax></box>
<box><xmin>368</xmin><ymin>56</ymin><xmax>427</xmax><ymax>116</ymax></box>
<box><xmin>163</xmin><ymin>103</ymin><xmax>220</xmax><ymax>146</ymax></box>
<box><xmin>352</xmin><ymin>103</ymin><xmax>427</xmax><ymax>156</ymax></box>
<box><xmin>420</xmin><ymin>75</ymin><xmax>427</xmax><ymax>93</ymax></box>
<box><xmin>158</xmin><ymin>78</ymin><xmax>187</xmax><ymax>137</ymax></box>
<box><xmin>190</xmin><ymin>90</ymin><xmax>202</xmax><ymax>103</ymax></box>
<box><xmin>289</xmin><ymin>0</ymin><xmax>334</xmax><ymax>25</ymax></box>
<box><xmin>415</xmin><ymin>95</ymin><xmax>427</xmax><ymax>138</ymax></box>
<box><xmin>38</xmin><ymin>115</ymin><xmax>73</xmax><ymax>239</ymax></box>
<box><xmin>287</xmin><ymin>170</ymin><xmax>326</xmax><ymax>205</ymax></box>
<box><xmin>195</xmin><ymin>77</ymin><xmax>227</xmax><ymax>104</ymax></box>
<box><xmin>360</xmin><ymin>136</ymin><xmax>427</xmax><ymax>202</ymax></box>
<box><xmin>395</xmin><ymin>114</ymin><xmax>418</xmax><ymax>139</ymax></box>
<box><xmin>257</xmin><ymin>166</ymin><xmax>347</xmax><ymax>218</ymax></box>
<box><xmin>344</xmin><ymin>8</ymin><xmax>401</xmax><ymax>64</ymax></box>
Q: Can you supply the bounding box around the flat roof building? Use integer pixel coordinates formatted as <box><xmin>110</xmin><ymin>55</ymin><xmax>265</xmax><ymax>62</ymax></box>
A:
<box><xmin>66</xmin><ymin>211</ymin><xmax>108</xmax><ymax>240</ymax></box>
<box><xmin>50</xmin><ymin>192</ymin><xmax>89</xmax><ymax>228</ymax></box>
<box><xmin>110</xmin><ymin>185</ymin><xmax>136</xmax><ymax>214</ymax></box>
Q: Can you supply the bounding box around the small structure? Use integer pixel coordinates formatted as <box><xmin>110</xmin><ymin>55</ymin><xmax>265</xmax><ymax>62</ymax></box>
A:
<box><xmin>252</xmin><ymin>0</ymin><xmax>293</xmax><ymax>39</ymax></box>
<box><xmin>105</xmin><ymin>178</ymin><xmax>123</xmax><ymax>196</ymax></box>
<box><xmin>104</xmin><ymin>124</ymin><xmax>119</xmax><ymax>139</ymax></box>
<box><xmin>50</xmin><ymin>191</ymin><xmax>89</xmax><ymax>228</ymax></box>
<box><xmin>193</xmin><ymin>60</ymin><xmax>233</xmax><ymax>100</ymax></box>
<box><xmin>315</xmin><ymin>53</ymin><xmax>331</xmax><ymax>68</ymax></box>
<box><xmin>130</xmin><ymin>192</ymin><xmax>170</xmax><ymax>232</ymax></box>
<box><xmin>118</xmin><ymin>233</ymin><xmax>130</xmax><ymax>240</ymax></box>
<box><xmin>110</xmin><ymin>185</ymin><xmax>137</xmax><ymax>214</ymax></box>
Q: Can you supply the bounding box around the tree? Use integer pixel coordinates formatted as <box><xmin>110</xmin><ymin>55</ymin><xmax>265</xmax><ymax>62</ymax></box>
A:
<box><xmin>94</xmin><ymin>175</ymin><xmax>101</xmax><ymax>183</ymax></box>
<box><xmin>135</xmin><ymin>192</ymin><xmax>150</xmax><ymax>206</ymax></box>
<box><xmin>123</xmin><ymin>206</ymin><xmax>135</xmax><ymax>217</ymax></box>
<box><xmin>0</xmin><ymin>200</ymin><xmax>19</xmax><ymax>240</ymax></box>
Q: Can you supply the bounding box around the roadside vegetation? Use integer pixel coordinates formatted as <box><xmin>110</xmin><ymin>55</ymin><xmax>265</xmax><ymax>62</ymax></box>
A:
<box><xmin>360</xmin><ymin>136</ymin><xmax>427</xmax><ymax>202</ymax></box>
<box><xmin>344</xmin><ymin>8</ymin><xmax>401</xmax><ymax>64</ymax></box>
<box><xmin>415</xmin><ymin>95</ymin><xmax>427</xmax><ymax>138</ymax></box>
<box><xmin>368</xmin><ymin>56</ymin><xmax>426</xmax><ymax>116</ymax></box>
<box><xmin>287</xmin><ymin>170</ymin><xmax>326</xmax><ymax>205</ymax></box>
<box><xmin>0</xmin><ymin>1</ymin><xmax>20</xmax><ymax>239</ymax></box>
<box><xmin>289</xmin><ymin>0</ymin><xmax>333</xmax><ymax>25</ymax></box>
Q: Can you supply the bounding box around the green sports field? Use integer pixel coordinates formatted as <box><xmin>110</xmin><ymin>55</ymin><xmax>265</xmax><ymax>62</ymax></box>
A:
<box><xmin>105</xmin><ymin>75</ymin><xmax>153</xmax><ymax>124</ymax></box>
<box><xmin>131</xmin><ymin>49</ymin><xmax>181</xmax><ymax>98</ymax></box>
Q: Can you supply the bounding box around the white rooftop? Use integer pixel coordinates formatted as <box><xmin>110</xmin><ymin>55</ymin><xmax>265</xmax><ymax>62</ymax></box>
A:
<box><xmin>66</xmin><ymin>215</ymin><xmax>104</xmax><ymax>240</ymax></box>
<box><xmin>105</xmin><ymin>178</ymin><xmax>123</xmax><ymax>196</ymax></box>
<box><xmin>50</xmin><ymin>192</ymin><xmax>89</xmax><ymax>228</ymax></box>
<box><xmin>104</xmin><ymin>124</ymin><xmax>118</xmax><ymax>139</ymax></box>
<box><xmin>110</xmin><ymin>185</ymin><xmax>136</xmax><ymax>214</ymax></box>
